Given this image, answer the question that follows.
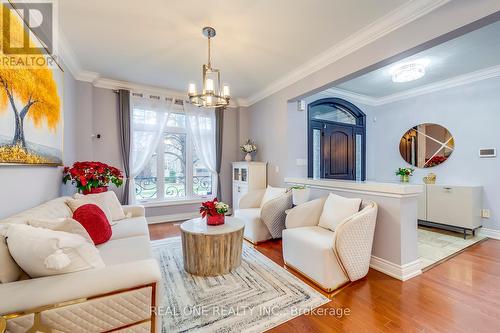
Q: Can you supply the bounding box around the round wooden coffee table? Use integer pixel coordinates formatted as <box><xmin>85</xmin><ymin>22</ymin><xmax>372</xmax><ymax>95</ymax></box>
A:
<box><xmin>180</xmin><ymin>217</ymin><xmax>245</xmax><ymax>276</ymax></box>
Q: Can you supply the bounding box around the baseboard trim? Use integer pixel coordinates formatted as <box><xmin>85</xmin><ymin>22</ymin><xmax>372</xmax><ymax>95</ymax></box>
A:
<box><xmin>147</xmin><ymin>212</ymin><xmax>199</xmax><ymax>224</ymax></box>
<box><xmin>370</xmin><ymin>255</ymin><xmax>422</xmax><ymax>281</ymax></box>
<box><xmin>479</xmin><ymin>228</ymin><xmax>500</xmax><ymax>240</ymax></box>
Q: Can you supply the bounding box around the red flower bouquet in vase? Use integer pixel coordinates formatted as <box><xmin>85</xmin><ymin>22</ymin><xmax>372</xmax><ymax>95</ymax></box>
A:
<box><xmin>63</xmin><ymin>161</ymin><xmax>123</xmax><ymax>194</ymax></box>
<box><xmin>200</xmin><ymin>198</ymin><xmax>229</xmax><ymax>225</ymax></box>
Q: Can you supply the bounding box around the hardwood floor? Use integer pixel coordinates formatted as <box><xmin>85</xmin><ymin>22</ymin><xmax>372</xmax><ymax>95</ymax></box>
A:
<box><xmin>149</xmin><ymin>223</ymin><xmax>500</xmax><ymax>332</ymax></box>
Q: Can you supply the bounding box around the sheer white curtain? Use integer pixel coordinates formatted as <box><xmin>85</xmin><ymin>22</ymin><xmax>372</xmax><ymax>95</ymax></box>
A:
<box><xmin>129</xmin><ymin>95</ymin><xmax>174</xmax><ymax>203</ymax></box>
<box><xmin>184</xmin><ymin>103</ymin><xmax>218</xmax><ymax>196</ymax></box>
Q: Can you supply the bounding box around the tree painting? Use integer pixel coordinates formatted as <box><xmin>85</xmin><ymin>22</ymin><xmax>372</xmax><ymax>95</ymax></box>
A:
<box><xmin>0</xmin><ymin>3</ymin><xmax>62</xmax><ymax>165</ymax></box>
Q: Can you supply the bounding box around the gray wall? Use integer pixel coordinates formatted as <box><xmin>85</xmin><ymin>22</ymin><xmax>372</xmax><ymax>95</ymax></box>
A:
<box><xmin>367</xmin><ymin>76</ymin><xmax>500</xmax><ymax>230</ymax></box>
<box><xmin>0</xmin><ymin>65</ymin><xmax>79</xmax><ymax>218</ymax></box>
<box><xmin>245</xmin><ymin>0</ymin><xmax>500</xmax><ymax>186</ymax></box>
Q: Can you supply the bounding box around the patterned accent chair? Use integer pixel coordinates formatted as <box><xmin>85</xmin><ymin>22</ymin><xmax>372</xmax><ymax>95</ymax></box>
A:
<box><xmin>234</xmin><ymin>188</ymin><xmax>292</xmax><ymax>244</ymax></box>
<box><xmin>283</xmin><ymin>198</ymin><xmax>378</xmax><ymax>291</ymax></box>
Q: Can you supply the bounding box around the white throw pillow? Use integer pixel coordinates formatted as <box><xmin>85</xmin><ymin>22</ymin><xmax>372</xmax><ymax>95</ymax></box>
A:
<box><xmin>318</xmin><ymin>194</ymin><xmax>362</xmax><ymax>231</ymax></box>
<box><xmin>74</xmin><ymin>192</ymin><xmax>127</xmax><ymax>221</ymax></box>
<box><xmin>28</xmin><ymin>218</ymin><xmax>93</xmax><ymax>244</ymax></box>
<box><xmin>3</xmin><ymin>224</ymin><xmax>104</xmax><ymax>278</ymax></box>
<box><xmin>66</xmin><ymin>197</ymin><xmax>113</xmax><ymax>223</ymax></box>
<box><xmin>0</xmin><ymin>234</ymin><xmax>23</xmax><ymax>283</ymax></box>
<box><xmin>260</xmin><ymin>186</ymin><xmax>287</xmax><ymax>207</ymax></box>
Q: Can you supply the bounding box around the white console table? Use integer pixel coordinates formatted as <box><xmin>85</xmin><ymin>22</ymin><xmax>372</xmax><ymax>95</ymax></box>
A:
<box><xmin>285</xmin><ymin>177</ymin><xmax>423</xmax><ymax>281</ymax></box>
<box><xmin>418</xmin><ymin>184</ymin><xmax>483</xmax><ymax>238</ymax></box>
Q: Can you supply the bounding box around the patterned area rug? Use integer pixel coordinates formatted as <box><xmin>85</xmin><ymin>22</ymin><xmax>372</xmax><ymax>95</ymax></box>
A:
<box><xmin>151</xmin><ymin>237</ymin><xmax>329</xmax><ymax>333</ymax></box>
<box><xmin>418</xmin><ymin>227</ymin><xmax>486</xmax><ymax>269</ymax></box>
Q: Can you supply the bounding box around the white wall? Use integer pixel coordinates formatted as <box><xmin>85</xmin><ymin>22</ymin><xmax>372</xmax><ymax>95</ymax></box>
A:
<box><xmin>367</xmin><ymin>76</ymin><xmax>500</xmax><ymax>230</ymax></box>
<box><xmin>0</xmin><ymin>65</ymin><xmax>79</xmax><ymax>218</ymax></box>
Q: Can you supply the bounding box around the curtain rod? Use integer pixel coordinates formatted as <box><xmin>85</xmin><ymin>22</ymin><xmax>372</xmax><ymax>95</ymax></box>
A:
<box><xmin>114</xmin><ymin>90</ymin><xmax>187</xmax><ymax>104</ymax></box>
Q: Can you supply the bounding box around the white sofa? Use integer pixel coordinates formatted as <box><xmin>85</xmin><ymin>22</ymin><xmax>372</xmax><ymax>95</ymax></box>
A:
<box><xmin>234</xmin><ymin>189</ymin><xmax>292</xmax><ymax>244</ymax></box>
<box><xmin>0</xmin><ymin>196</ymin><xmax>162</xmax><ymax>333</ymax></box>
<box><xmin>283</xmin><ymin>197</ymin><xmax>378</xmax><ymax>292</ymax></box>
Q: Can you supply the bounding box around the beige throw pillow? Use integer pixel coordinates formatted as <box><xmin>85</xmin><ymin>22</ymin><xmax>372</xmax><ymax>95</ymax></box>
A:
<box><xmin>260</xmin><ymin>186</ymin><xmax>287</xmax><ymax>208</ymax></box>
<box><xmin>3</xmin><ymin>224</ymin><xmax>105</xmax><ymax>278</ymax></box>
<box><xmin>0</xmin><ymin>234</ymin><xmax>23</xmax><ymax>283</ymax></box>
<box><xmin>318</xmin><ymin>194</ymin><xmax>361</xmax><ymax>231</ymax></box>
<box><xmin>74</xmin><ymin>192</ymin><xmax>127</xmax><ymax>221</ymax></box>
<box><xmin>66</xmin><ymin>197</ymin><xmax>113</xmax><ymax>223</ymax></box>
<box><xmin>28</xmin><ymin>218</ymin><xmax>93</xmax><ymax>244</ymax></box>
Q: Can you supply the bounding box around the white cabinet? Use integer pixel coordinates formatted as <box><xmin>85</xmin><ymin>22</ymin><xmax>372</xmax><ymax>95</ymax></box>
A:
<box><xmin>232</xmin><ymin>162</ymin><xmax>267</xmax><ymax>210</ymax></box>
<box><xmin>418</xmin><ymin>184</ymin><xmax>482</xmax><ymax>236</ymax></box>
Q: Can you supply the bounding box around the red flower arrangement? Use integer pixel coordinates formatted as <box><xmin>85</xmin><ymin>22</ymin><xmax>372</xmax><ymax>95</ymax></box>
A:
<box><xmin>200</xmin><ymin>198</ymin><xmax>229</xmax><ymax>225</ymax></box>
<box><xmin>63</xmin><ymin>161</ymin><xmax>123</xmax><ymax>194</ymax></box>
<box><xmin>425</xmin><ymin>155</ymin><xmax>447</xmax><ymax>167</ymax></box>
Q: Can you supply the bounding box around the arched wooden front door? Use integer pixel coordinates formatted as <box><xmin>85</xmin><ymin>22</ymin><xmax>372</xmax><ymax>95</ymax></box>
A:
<box><xmin>308</xmin><ymin>98</ymin><xmax>366</xmax><ymax>181</ymax></box>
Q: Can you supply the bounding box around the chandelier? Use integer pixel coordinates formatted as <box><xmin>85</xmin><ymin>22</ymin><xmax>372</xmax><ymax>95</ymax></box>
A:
<box><xmin>188</xmin><ymin>27</ymin><xmax>230</xmax><ymax>107</ymax></box>
<box><xmin>391</xmin><ymin>59</ymin><xmax>429</xmax><ymax>83</ymax></box>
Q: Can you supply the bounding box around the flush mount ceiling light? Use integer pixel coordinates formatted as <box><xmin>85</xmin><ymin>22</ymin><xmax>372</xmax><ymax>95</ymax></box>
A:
<box><xmin>391</xmin><ymin>60</ymin><xmax>429</xmax><ymax>83</ymax></box>
<box><xmin>187</xmin><ymin>27</ymin><xmax>230</xmax><ymax>108</ymax></box>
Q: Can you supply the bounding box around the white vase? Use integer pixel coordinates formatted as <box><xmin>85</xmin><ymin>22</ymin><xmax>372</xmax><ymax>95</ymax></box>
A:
<box><xmin>292</xmin><ymin>188</ymin><xmax>310</xmax><ymax>206</ymax></box>
<box><xmin>245</xmin><ymin>153</ymin><xmax>252</xmax><ymax>162</ymax></box>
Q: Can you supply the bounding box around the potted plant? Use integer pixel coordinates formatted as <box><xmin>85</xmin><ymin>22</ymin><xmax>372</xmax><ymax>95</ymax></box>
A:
<box><xmin>240</xmin><ymin>139</ymin><xmax>257</xmax><ymax>162</ymax></box>
<box><xmin>63</xmin><ymin>161</ymin><xmax>123</xmax><ymax>194</ymax></box>
<box><xmin>395</xmin><ymin>167</ymin><xmax>415</xmax><ymax>183</ymax></box>
<box><xmin>200</xmin><ymin>198</ymin><xmax>229</xmax><ymax>225</ymax></box>
<box><xmin>290</xmin><ymin>185</ymin><xmax>310</xmax><ymax>206</ymax></box>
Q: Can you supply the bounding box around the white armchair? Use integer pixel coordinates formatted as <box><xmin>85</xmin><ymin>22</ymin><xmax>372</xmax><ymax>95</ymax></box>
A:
<box><xmin>283</xmin><ymin>198</ymin><xmax>378</xmax><ymax>291</ymax></box>
<box><xmin>234</xmin><ymin>188</ymin><xmax>292</xmax><ymax>244</ymax></box>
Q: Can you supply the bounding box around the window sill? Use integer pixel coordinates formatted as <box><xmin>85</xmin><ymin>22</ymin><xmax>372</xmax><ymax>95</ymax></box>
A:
<box><xmin>140</xmin><ymin>197</ymin><xmax>214</xmax><ymax>208</ymax></box>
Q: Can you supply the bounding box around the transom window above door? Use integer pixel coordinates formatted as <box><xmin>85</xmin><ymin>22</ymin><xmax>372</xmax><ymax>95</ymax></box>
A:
<box><xmin>309</xmin><ymin>103</ymin><xmax>357</xmax><ymax>124</ymax></box>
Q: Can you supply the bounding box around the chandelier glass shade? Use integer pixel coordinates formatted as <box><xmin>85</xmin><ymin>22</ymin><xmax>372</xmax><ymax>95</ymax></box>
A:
<box><xmin>188</xmin><ymin>27</ymin><xmax>230</xmax><ymax>107</ymax></box>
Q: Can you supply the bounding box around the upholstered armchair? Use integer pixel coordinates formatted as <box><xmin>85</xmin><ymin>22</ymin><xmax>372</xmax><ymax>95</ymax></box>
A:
<box><xmin>282</xmin><ymin>197</ymin><xmax>378</xmax><ymax>291</ymax></box>
<box><xmin>234</xmin><ymin>187</ymin><xmax>292</xmax><ymax>244</ymax></box>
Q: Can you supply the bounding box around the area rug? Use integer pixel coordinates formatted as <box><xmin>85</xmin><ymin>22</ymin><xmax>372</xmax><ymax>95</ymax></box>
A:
<box><xmin>151</xmin><ymin>237</ymin><xmax>329</xmax><ymax>333</ymax></box>
<box><xmin>418</xmin><ymin>227</ymin><xmax>486</xmax><ymax>270</ymax></box>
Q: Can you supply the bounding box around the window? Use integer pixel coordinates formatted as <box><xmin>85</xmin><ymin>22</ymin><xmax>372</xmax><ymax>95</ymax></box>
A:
<box><xmin>133</xmin><ymin>102</ymin><xmax>214</xmax><ymax>203</ymax></box>
<box><xmin>310</xmin><ymin>104</ymin><xmax>357</xmax><ymax>124</ymax></box>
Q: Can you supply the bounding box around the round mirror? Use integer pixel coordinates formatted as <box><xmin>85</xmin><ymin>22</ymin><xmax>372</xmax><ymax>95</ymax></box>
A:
<box><xmin>399</xmin><ymin>123</ymin><xmax>454</xmax><ymax>168</ymax></box>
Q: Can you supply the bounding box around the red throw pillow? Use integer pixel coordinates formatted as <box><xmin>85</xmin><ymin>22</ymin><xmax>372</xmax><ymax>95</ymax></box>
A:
<box><xmin>72</xmin><ymin>204</ymin><xmax>112</xmax><ymax>245</ymax></box>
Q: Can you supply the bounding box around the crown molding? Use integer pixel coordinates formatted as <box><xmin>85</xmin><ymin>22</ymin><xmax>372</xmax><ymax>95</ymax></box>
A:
<box><xmin>311</xmin><ymin>64</ymin><xmax>500</xmax><ymax>107</ymax></box>
<box><xmin>94</xmin><ymin>77</ymin><xmax>188</xmax><ymax>100</ymax></box>
<box><xmin>235</xmin><ymin>98</ymin><xmax>250</xmax><ymax>108</ymax></box>
<box><xmin>244</xmin><ymin>0</ymin><xmax>451</xmax><ymax>106</ymax></box>
<box><xmin>75</xmin><ymin>70</ymin><xmax>100</xmax><ymax>83</ymax></box>
<box><xmin>88</xmin><ymin>77</ymin><xmax>239</xmax><ymax>107</ymax></box>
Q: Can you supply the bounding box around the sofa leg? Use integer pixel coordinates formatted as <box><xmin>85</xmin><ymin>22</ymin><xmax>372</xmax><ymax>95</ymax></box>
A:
<box><xmin>0</xmin><ymin>317</ymin><xmax>6</xmax><ymax>333</ymax></box>
<box><xmin>27</xmin><ymin>312</ymin><xmax>53</xmax><ymax>333</ymax></box>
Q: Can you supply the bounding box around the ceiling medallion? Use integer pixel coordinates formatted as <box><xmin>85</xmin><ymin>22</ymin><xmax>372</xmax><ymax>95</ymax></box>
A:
<box><xmin>187</xmin><ymin>27</ymin><xmax>230</xmax><ymax>107</ymax></box>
